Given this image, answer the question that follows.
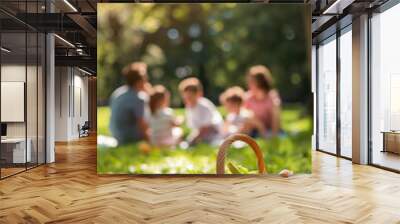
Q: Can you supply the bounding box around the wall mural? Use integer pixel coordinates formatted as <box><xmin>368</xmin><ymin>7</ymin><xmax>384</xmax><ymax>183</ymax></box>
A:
<box><xmin>97</xmin><ymin>3</ymin><xmax>312</xmax><ymax>175</ymax></box>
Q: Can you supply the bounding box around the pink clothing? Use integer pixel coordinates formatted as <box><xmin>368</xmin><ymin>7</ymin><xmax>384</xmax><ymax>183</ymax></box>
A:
<box><xmin>244</xmin><ymin>90</ymin><xmax>281</xmax><ymax>129</ymax></box>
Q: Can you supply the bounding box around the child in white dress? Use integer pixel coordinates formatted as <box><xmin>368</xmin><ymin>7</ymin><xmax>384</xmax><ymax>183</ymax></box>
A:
<box><xmin>149</xmin><ymin>85</ymin><xmax>182</xmax><ymax>147</ymax></box>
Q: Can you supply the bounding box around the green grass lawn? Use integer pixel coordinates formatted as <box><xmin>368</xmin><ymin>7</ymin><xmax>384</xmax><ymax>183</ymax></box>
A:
<box><xmin>97</xmin><ymin>104</ymin><xmax>312</xmax><ymax>174</ymax></box>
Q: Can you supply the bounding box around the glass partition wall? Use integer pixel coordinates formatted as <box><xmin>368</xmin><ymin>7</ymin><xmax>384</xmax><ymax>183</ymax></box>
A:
<box><xmin>339</xmin><ymin>27</ymin><xmax>352</xmax><ymax>159</ymax></box>
<box><xmin>0</xmin><ymin>30</ymin><xmax>28</xmax><ymax>177</ymax></box>
<box><xmin>317</xmin><ymin>35</ymin><xmax>337</xmax><ymax>154</ymax></box>
<box><xmin>315</xmin><ymin>0</ymin><xmax>400</xmax><ymax>172</ymax></box>
<box><xmin>316</xmin><ymin>24</ymin><xmax>353</xmax><ymax>159</ymax></box>
<box><xmin>0</xmin><ymin>3</ymin><xmax>46</xmax><ymax>179</ymax></box>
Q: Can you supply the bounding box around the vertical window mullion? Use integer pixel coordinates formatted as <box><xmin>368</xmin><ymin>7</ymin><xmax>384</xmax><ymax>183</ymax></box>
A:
<box><xmin>36</xmin><ymin>0</ymin><xmax>39</xmax><ymax>167</ymax></box>
<box><xmin>44</xmin><ymin>0</ymin><xmax>48</xmax><ymax>164</ymax></box>
<box><xmin>336</xmin><ymin>28</ymin><xmax>341</xmax><ymax>157</ymax></box>
<box><xmin>25</xmin><ymin>0</ymin><xmax>28</xmax><ymax>171</ymax></box>
<box><xmin>316</xmin><ymin>44</ymin><xmax>319</xmax><ymax>150</ymax></box>
<box><xmin>367</xmin><ymin>11</ymin><xmax>373</xmax><ymax>165</ymax></box>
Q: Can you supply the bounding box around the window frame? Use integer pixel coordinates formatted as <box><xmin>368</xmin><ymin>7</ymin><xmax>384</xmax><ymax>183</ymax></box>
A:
<box><xmin>314</xmin><ymin>16</ymin><xmax>353</xmax><ymax>160</ymax></box>
<box><xmin>367</xmin><ymin>0</ymin><xmax>400</xmax><ymax>173</ymax></box>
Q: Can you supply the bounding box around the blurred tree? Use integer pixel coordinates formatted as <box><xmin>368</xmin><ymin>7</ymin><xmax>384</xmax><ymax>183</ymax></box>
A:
<box><xmin>98</xmin><ymin>3</ymin><xmax>311</xmax><ymax>111</ymax></box>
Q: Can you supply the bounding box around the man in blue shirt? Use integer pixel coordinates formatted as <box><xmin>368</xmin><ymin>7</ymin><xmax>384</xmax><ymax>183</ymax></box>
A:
<box><xmin>109</xmin><ymin>62</ymin><xmax>150</xmax><ymax>145</ymax></box>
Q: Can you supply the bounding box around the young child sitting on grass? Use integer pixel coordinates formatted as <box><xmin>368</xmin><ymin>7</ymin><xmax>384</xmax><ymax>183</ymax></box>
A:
<box><xmin>220</xmin><ymin>86</ymin><xmax>266</xmax><ymax>137</ymax></box>
<box><xmin>148</xmin><ymin>85</ymin><xmax>183</xmax><ymax>147</ymax></box>
<box><xmin>179</xmin><ymin>77</ymin><xmax>223</xmax><ymax>145</ymax></box>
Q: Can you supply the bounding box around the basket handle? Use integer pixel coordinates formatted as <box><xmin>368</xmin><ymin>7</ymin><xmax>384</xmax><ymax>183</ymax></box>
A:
<box><xmin>216</xmin><ymin>134</ymin><xmax>266</xmax><ymax>174</ymax></box>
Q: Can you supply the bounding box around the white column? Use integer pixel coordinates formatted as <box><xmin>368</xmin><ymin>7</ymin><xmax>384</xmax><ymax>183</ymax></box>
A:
<box><xmin>55</xmin><ymin>67</ymin><xmax>73</xmax><ymax>141</ymax></box>
<box><xmin>352</xmin><ymin>14</ymin><xmax>369</xmax><ymax>164</ymax></box>
<box><xmin>46</xmin><ymin>33</ymin><xmax>55</xmax><ymax>163</ymax></box>
<box><xmin>45</xmin><ymin>1</ymin><xmax>56</xmax><ymax>163</ymax></box>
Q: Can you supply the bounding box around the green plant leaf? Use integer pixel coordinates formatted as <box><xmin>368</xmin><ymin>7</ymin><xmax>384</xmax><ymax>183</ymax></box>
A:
<box><xmin>227</xmin><ymin>161</ymin><xmax>241</xmax><ymax>174</ymax></box>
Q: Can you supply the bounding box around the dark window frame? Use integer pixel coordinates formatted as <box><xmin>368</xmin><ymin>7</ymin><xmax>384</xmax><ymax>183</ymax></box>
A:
<box><xmin>314</xmin><ymin>16</ymin><xmax>353</xmax><ymax>161</ymax></box>
<box><xmin>367</xmin><ymin>0</ymin><xmax>400</xmax><ymax>173</ymax></box>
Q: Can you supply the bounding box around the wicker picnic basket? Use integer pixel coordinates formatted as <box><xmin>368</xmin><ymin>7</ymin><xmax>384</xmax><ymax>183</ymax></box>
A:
<box><xmin>216</xmin><ymin>134</ymin><xmax>266</xmax><ymax>174</ymax></box>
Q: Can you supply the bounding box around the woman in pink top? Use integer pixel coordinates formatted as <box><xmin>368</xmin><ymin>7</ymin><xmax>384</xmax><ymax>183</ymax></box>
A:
<box><xmin>244</xmin><ymin>65</ymin><xmax>281</xmax><ymax>136</ymax></box>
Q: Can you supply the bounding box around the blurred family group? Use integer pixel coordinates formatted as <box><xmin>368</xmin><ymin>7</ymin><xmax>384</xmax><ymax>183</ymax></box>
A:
<box><xmin>109</xmin><ymin>62</ymin><xmax>282</xmax><ymax>147</ymax></box>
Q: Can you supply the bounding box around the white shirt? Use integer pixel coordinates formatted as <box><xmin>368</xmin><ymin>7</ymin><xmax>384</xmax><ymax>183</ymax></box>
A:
<box><xmin>225</xmin><ymin>108</ymin><xmax>252</xmax><ymax>134</ymax></box>
<box><xmin>226</xmin><ymin>108</ymin><xmax>252</xmax><ymax>126</ymax></box>
<box><xmin>149</xmin><ymin>107</ymin><xmax>174</xmax><ymax>145</ymax></box>
<box><xmin>186</xmin><ymin>97</ymin><xmax>223</xmax><ymax>130</ymax></box>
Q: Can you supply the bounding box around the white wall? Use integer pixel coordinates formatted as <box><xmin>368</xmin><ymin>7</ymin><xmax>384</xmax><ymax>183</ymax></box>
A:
<box><xmin>1</xmin><ymin>63</ymin><xmax>46</xmax><ymax>164</ymax></box>
<box><xmin>55</xmin><ymin>67</ymin><xmax>89</xmax><ymax>141</ymax></box>
<box><xmin>1</xmin><ymin>65</ymin><xmax>26</xmax><ymax>141</ymax></box>
<box><xmin>73</xmin><ymin>72</ymin><xmax>89</xmax><ymax>137</ymax></box>
<box><xmin>55</xmin><ymin>66</ymin><xmax>69</xmax><ymax>141</ymax></box>
<box><xmin>1</xmin><ymin>65</ymin><xmax>31</xmax><ymax>138</ymax></box>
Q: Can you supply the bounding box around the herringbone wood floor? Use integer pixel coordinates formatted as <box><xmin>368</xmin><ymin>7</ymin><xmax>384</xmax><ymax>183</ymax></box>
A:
<box><xmin>1</xmin><ymin>136</ymin><xmax>400</xmax><ymax>224</ymax></box>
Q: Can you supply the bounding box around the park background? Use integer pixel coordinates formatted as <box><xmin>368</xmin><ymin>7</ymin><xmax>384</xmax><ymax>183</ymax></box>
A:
<box><xmin>97</xmin><ymin>3</ymin><xmax>312</xmax><ymax>174</ymax></box>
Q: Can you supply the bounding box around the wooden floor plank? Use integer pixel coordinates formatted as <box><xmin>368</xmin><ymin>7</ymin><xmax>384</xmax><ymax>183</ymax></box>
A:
<box><xmin>0</xmin><ymin>135</ymin><xmax>399</xmax><ymax>223</ymax></box>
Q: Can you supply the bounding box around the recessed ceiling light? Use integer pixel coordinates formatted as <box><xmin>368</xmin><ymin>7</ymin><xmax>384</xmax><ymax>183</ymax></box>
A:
<box><xmin>63</xmin><ymin>0</ymin><xmax>78</xmax><ymax>12</ymax></box>
<box><xmin>1</xmin><ymin>47</ymin><xmax>11</xmax><ymax>53</ymax></box>
<box><xmin>78</xmin><ymin>67</ymin><xmax>93</xmax><ymax>76</ymax></box>
<box><xmin>323</xmin><ymin>0</ymin><xmax>353</xmax><ymax>15</ymax></box>
<box><xmin>54</xmin><ymin>34</ymin><xmax>75</xmax><ymax>48</ymax></box>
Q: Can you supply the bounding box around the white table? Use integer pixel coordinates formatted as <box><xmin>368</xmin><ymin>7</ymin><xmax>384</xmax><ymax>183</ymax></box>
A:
<box><xmin>1</xmin><ymin>138</ymin><xmax>31</xmax><ymax>163</ymax></box>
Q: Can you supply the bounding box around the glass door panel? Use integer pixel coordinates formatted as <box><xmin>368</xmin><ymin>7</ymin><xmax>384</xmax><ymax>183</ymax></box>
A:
<box><xmin>339</xmin><ymin>28</ymin><xmax>352</xmax><ymax>158</ymax></box>
<box><xmin>370</xmin><ymin>4</ymin><xmax>400</xmax><ymax>171</ymax></box>
<box><xmin>317</xmin><ymin>36</ymin><xmax>337</xmax><ymax>154</ymax></box>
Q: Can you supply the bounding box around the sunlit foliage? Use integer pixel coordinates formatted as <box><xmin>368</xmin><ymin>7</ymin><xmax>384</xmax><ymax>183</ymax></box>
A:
<box><xmin>98</xmin><ymin>4</ymin><xmax>311</xmax><ymax>108</ymax></box>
